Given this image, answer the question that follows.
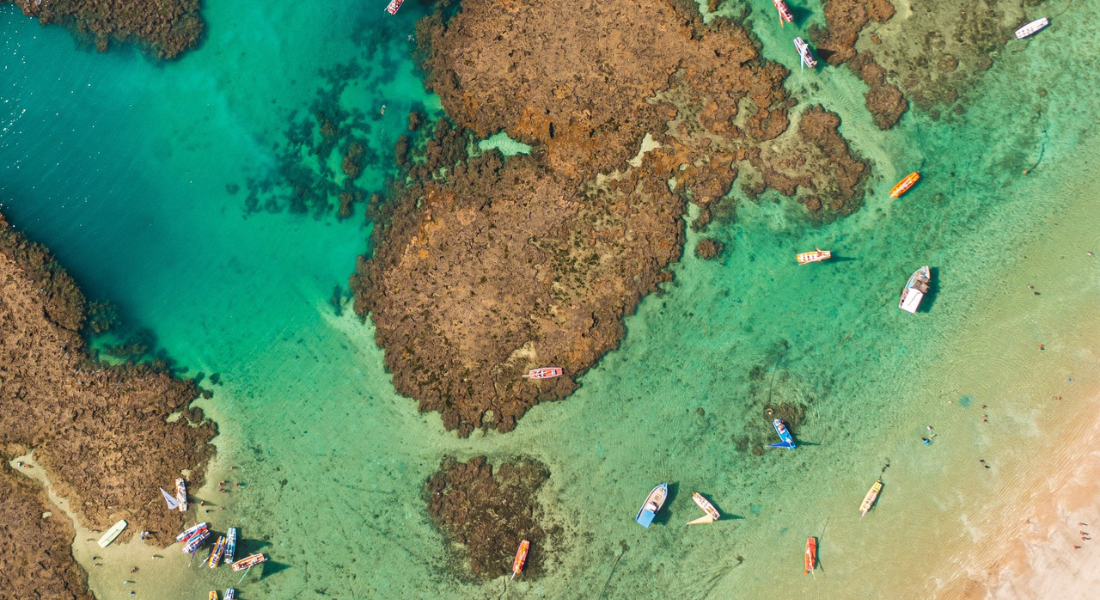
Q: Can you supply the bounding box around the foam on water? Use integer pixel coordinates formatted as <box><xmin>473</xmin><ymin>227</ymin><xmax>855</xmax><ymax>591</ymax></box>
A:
<box><xmin>3</xmin><ymin>1</ymin><xmax>1100</xmax><ymax>599</ymax></box>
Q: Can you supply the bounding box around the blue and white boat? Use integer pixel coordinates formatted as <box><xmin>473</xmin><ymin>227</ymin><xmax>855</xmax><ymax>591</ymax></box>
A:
<box><xmin>769</xmin><ymin>419</ymin><xmax>796</xmax><ymax>449</ymax></box>
<box><xmin>635</xmin><ymin>483</ymin><xmax>668</xmax><ymax>528</ymax></box>
<box><xmin>898</xmin><ymin>266</ymin><xmax>931</xmax><ymax>314</ymax></box>
<box><xmin>223</xmin><ymin>527</ymin><xmax>238</xmax><ymax>564</ymax></box>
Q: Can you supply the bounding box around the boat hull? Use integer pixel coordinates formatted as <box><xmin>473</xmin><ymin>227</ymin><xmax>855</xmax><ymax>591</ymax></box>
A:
<box><xmin>805</xmin><ymin>536</ymin><xmax>817</xmax><ymax>574</ymax></box>
<box><xmin>889</xmin><ymin>172</ymin><xmax>921</xmax><ymax>198</ymax></box>
<box><xmin>511</xmin><ymin>540</ymin><xmax>530</xmax><ymax>579</ymax></box>
<box><xmin>1015</xmin><ymin>17</ymin><xmax>1049</xmax><ymax>39</ymax></box>
<box><xmin>636</xmin><ymin>483</ymin><xmax>669</xmax><ymax>528</ymax></box>
<box><xmin>860</xmin><ymin>480</ymin><xmax>883</xmax><ymax>516</ymax></box>
<box><xmin>769</xmin><ymin>419</ymin><xmax>796</xmax><ymax>449</ymax></box>
<box><xmin>899</xmin><ymin>266</ymin><xmax>931</xmax><ymax>313</ymax></box>
<box><xmin>687</xmin><ymin>492</ymin><xmax>721</xmax><ymax>525</ymax></box>
<box><xmin>97</xmin><ymin>519</ymin><xmax>128</xmax><ymax>548</ymax></box>
<box><xmin>796</xmin><ymin>249</ymin><xmax>831</xmax><ymax>265</ymax></box>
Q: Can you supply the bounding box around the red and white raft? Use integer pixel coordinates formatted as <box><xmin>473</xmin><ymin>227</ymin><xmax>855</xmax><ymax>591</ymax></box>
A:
<box><xmin>231</xmin><ymin>553</ymin><xmax>267</xmax><ymax>572</ymax></box>
<box><xmin>773</xmin><ymin>0</ymin><xmax>794</xmax><ymax>27</ymax></box>
<box><xmin>524</xmin><ymin>367</ymin><xmax>563</xmax><ymax>380</ymax></box>
<box><xmin>511</xmin><ymin>540</ymin><xmax>530</xmax><ymax>580</ymax></box>
<box><xmin>385</xmin><ymin>0</ymin><xmax>404</xmax><ymax>15</ymax></box>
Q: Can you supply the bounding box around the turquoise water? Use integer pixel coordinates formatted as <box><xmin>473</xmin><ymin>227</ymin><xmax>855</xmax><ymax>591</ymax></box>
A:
<box><xmin>4</xmin><ymin>2</ymin><xmax>1100</xmax><ymax>599</ymax></box>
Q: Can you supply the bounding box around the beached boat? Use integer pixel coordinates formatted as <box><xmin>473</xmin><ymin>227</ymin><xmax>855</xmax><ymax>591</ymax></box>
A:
<box><xmin>511</xmin><ymin>540</ymin><xmax>530</xmax><ymax>580</ymax></box>
<box><xmin>176</xmin><ymin>522</ymin><xmax>208</xmax><ymax>543</ymax></box>
<box><xmin>794</xmin><ymin>37</ymin><xmax>817</xmax><ymax>69</ymax></box>
<box><xmin>1015</xmin><ymin>17</ymin><xmax>1049</xmax><ymax>39</ymax></box>
<box><xmin>208</xmin><ymin>535</ymin><xmax>227</xmax><ymax>568</ymax></box>
<box><xmin>889</xmin><ymin>171</ymin><xmax>920</xmax><ymax>198</ymax></box>
<box><xmin>769</xmin><ymin>419</ymin><xmax>796</xmax><ymax>449</ymax></box>
<box><xmin>804</xmin><ymin>536</ymin><xmax>817</xmax><ymax>575</ymax></box>
<box><xmin>231</xmin><ymin>553</ymin><xmax>267</xmax><ymax>572</ymax></box>
<box><xmin>524</xmin><ymin>367</ymin><xmax>563</xmax><ymax>380</ymax></box>
<box><xmin>223</xmin><ymin>527</ymin><xmax>238</xmax><ymax>564</ymax></box>
<box><xmin>796</xmin><ymin>248</ymin><xmax>831</xmax><ymax>265</ymax></box>
<box><xmin>183</xmin><ymin>528</ymin><xmax>211</xmax><ymax>554</ymax></box>
<box><xmin>160</xmin><ymin>487</ymin><xmax>180</xmax><ymax>510</ymax></box>
<box><xmin>859</xmin><ymin>479</ymin><xmax>883</xmax><ymax>517</ymax></box>
<box><xmin>636</xmin><ymin>483</ymin><xmax>668</xmax><ymax>528</ymax></box>
<box><xmin>224</xmin><ymin>590</ymin><xmax>236</xmax><ymax>600</ymax></box>
<box><xmin>97</xmin><ymin>519</ymin><xmax>127</xmax><ymax>548</ymax></box>
<box><xmin>898</xmin><ymin>266</ymin><xmax>931</xmax><ymax>314</ymax></box>
<box><xmin>773</xmin><ymin>0</ymin><xmax>794</xmax><ymax>27</ymax></box>
<box><xmin>385</xmin><ymin>0</ymin><xmax>403</xmax><ymax>15</ymax></box>
<box><xmin>687</xmin><ymin>492</ymin><xmax>721</xmax><ymax>525</ymax></box>
<box><xmin>175</xmin><ymin>477</ymin><xmax>188</xmax><ymax>512</ymax></box>
<box><xmin>208</xmin><ymin>592</ymin><xmax>218</xmax><ymax>600</ymax></box>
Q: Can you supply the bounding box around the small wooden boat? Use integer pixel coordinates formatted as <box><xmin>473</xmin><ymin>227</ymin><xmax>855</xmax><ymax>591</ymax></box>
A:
<box><xmin>97</xmin><ymin>519</ymin><xmax>127</xmax><ymax>548</ymax></box>
<box><xmin>687</xmin><ymin>492</ymin><xmax>721</xmax><ymax>525</ymax></box>
<box><xmin>524</xmin><ymin>367</ymin><xmax>563</xmax><ymax>380</ymax></box>
<box><xmin>794</xmin><ymin>37</ymin><xmax>817</xmax><ymax>69</ymax></box>
<box><xmin>223</xmin><ymin>527</ymin><xmax>238</xmax><ymax>564</ymax></box>
<box><xmin>768</xmin><ymin>419</ymin><xmax>796</xmax><ymax>449</ymax></box>
<box><xmin>804</xmin><ymin>536</ymin><xmax>818</xmax><ymax>575</ymax></box>
<box><xmin>511</xmin><ymin>540</ymin><xmax>530</xmax><ymax>580</ymax></box>
<box><xmin>636</xmin><ymin>483</ymin><xmax>669</xmax><ymax>528</ymax></box>
<box><xmin>207</xmin><ymin>535</ymin><xmax>227</xmax><ymax>569</ymax></box>
<box><xmin>889</xmin><ymin>172</ymin><xmax>920</xmax><ymax>198</ymax></box>
<box><xmin>224</xmin><ymin>590</ymin><xmax>236</xmax><ymax>600</ymax></box>
<box><xmin>176</xmin><ymin>522</ymin><xmax>208</xmax><ymax>543</ymax></box>
<box><xmin>1015</xmin><ymin>17</ymin><xmax>1049</xmax><ymax>39</ymax></box>
<box><xmin>860</xmin><ymin>479</ymin><xmax>883</xmax><ymax>517</ymax></box>
<box><xmin>898</xmin><ymin>266</ymin><xmax>931</xmax><ymax>314</ymax></box>
<box><xmin>183</xmin><ymin>528</ymin><xmax>211</xmax><ymax>554</ymax></box>
<box><xmin>796</xmin><ymin>248</ymin><xmax>831</xmax><ymax>265</ymax></box>
<box><xmin>384</xmin><ymin>0</ymin><xmax>404</xmax><ymax>15</ymax></box>
<box><xmin>772</xmin><ymin>0</ymin><xmax>794</xmax><ymax>27</ymax></box>
<box><xmin>231</xmin><ymin>553</ymin><xmax>267</xmax><ymax>572</ymax></box>
<box><xmin>175</xmin><ymin>477</ymin><xmax>188</xmax><ymax>512</ymax></box>
<box><xmin>209</xmin><ymin>592</ymin><xmax>218</xmax><ymax>600</ymax></box>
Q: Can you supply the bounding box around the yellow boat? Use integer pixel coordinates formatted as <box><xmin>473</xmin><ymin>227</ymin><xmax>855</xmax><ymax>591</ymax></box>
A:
<box><xmin>889</xmin><ymin>172</ymin><xmax>920</xmax><ymax>198</ymax></box>
<box><xmin>795</xmin><ymin>248</ymin><xmax>831</xmax><ymax>265</ymax></box>
<box><xmin>859</xmin><ymin>479</ymin><xmax>883</xmax><ymax>517</ymax></box>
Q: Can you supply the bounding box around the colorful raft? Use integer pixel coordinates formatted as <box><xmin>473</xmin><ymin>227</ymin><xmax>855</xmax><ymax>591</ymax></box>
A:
<box><xmin>796</xmin><ymin>248</ymin><xmax>831</xmax><ymax>265</ymax></box>
<box><xmin>231</xmin><ymin>553</ymin><xmax>267</xmax><ymax>572</ymax></box>
<box><xmin>97</xmin><ymin>520</ymin><xmax>127</xmax><ymax>548</ymax></box>
<box><xmin>183</xmin><ymin>528</ymin><xmax>211</xmax><ymax>554</ymax></box>
<box><xmin>773</xmin><ymin>0</ymin><xmax>794</xmax><ymax>27</ymax></box>
<box><xmin>511</xmin><ymin>540</ymin><xmax>530</xmax><ymax>580</ymax></box>
<box><xmin>860</xmin><ymin>479</ymin><xmax>883</xmax><ymax>517</ymax></box>
<box><xmin>208</xmin><ymin>535</ymin><xmax>227</xmax><ymax>569</ymax></box>
<box><xmin>208</xmin><ymin>592</ymin><xmax>218</xmax><ymax>600</ymax></box>
<box><xmin>687</xmin><ymin>492</ymin><xmax>721</xmax><ymax>525</ymax></box>
<box><xmin>176</xmin><ymin>522</ymin><xmax>208</xmax><ymax>543</ymax></box>
<box><xmin>769</xmin><ymin>419</ymin><xmax>796</xmax><ymax>449</ymax></box>
<box><xmin>889</xmin><ymin>172</ymin><xmax>920</xmax><ymax>198</ymax></box>
<box><xmin>385</xmin><ymin>0</ymin><xmax>404</xmax><ymax>15</ymax></box>
<box><xmin>805</xmin><ymin>536</ymin><xmax>818</xmax><ymax>575</ymax></box>
<box><xmin>223</xmin><ymin>527</ymin><xmax>238</xmax><ymax>564</ymax></box>
<box><xmin>635</xmin><ymin>483</ymin><xmax>669</xmax><ymax>528</ymax></box>
<box><xmin>794</xmin><ymin>37</ymin><xmax>817</xmax><ymax>69</ymax></box>
<box><xmin>524</xmin><ymin>367</ymin><xmax>563</xmax><ymax>380</ymax></box>
<box><xmin>224</xmin><ymin>590</ymin><xmax>236</xmax><ymax>600</ymax></box>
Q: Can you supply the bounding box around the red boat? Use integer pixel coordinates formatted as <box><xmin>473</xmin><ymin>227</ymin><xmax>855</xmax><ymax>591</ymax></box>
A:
<box><xmin>889</xmin><ymin>172</ymin><xmax>920</xmax><ymax>198</ymax></box>
<box><xmin>524</xmin><ymin>367</ymin><xmax>562</xmax><ymax>380</ymax></box>
<box><xmin>804</xmin><ymin>536</ymin><xmax>817</xmax><ymax>576</ymax></box>
<box><xmin>773</xmin><ymin>0</ymin><xmax>794</xmax><ymax>27</ymax></box>
<box><xmin>385</xmin><ymin>0</ymin><xmax>404</xmax><ymax>15</ymax></box>
<box><xmin>511</xmin><ymin>540</ymin><xmax>530</xmax><ymax>580</ymax></box>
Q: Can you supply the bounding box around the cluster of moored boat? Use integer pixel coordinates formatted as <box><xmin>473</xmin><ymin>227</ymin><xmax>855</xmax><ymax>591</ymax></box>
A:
<box><xmin>177</xmin><ymin>522</ymin><xmax>266</xmax><ymax>573</ymax></box>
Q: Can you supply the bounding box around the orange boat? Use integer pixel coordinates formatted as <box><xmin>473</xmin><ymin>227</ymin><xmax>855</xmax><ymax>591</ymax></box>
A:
<box><xmin>795</xmin><ymin>248</ymin><xmax>831</xmax><ymax>265</ymax></box>
<box><xmin>511</xmin><ymin>540</ymin><xmax>530</xmax><ymax>580</ymax></box>
<box><xmin>804</xmin><ymin>536</ymin><xmax>817</xmax><ymax>575</ymax></box>
<box><xmin>889</xmin><ymin>172</ymin><xmax>921</xmax><ymax>198</ymax></box>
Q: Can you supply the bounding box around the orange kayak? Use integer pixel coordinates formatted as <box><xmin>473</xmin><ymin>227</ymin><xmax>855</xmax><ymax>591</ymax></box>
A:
<box><xmin>511</xmin><ymin>540</ymin><xmax>530</xmax><ymax>580</ymax></box>
<box><xmin>795</xmin><ymin>248</ymin><xmax>831</xmax><ymax>265</ymax></box>
<box><xmin>804</xmin><ymin>536</ymin><xmax>817</xmax><ymax>575</ymax></box>
<box><xmin>889</xmin><ymin>172</ymin><xmax>920</xmax><ymax>198</ymax></box>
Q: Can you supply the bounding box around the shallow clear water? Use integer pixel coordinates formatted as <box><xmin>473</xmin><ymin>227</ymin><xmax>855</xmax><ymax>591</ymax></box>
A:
<box><xmin>3</xmin><ymin>1</ymin><xmax>1100</xmax><ymax>599</ymax></box>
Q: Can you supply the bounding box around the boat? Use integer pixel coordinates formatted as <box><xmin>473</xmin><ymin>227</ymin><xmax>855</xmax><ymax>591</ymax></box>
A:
<box><xmin>175</xmin><ymin>522</ymin><xmax>208</xmax><ymax>543</ymax></box>
<box><xmin>224</xmin><ymin>590</ymin><xmax>236</xmax><ymax>600</ymax></box>
<box><xmin>97</xmin><ymin>519</ymin><xmax>127</xmax><ymax>548</ymax></box>
<box><xmin>804</xmin><ymin>536</ymin><xmax>818</xmax><ymax>575</ymax></box>
<box><xmin>175</xmin><ymin>477</ymin><xmax>188</xmax><ymax>512</ymax></box>
<box><xmin>796</xmin><ymin>248</ymin><xmax>831</xmax><ymax>265</ymax></box>
<box><xmin>160</xmin><ymin>487</ymin><xmax>180</xmax><ymax>510</ymax></box>
<box><xmin>207</xmin><ymin>535</ymin><xmax>227</xmax><ymax>569</ymax></box>
<box><xmin>773</xmin><ymin>0</ymin><xmax>794</xmax><ymax>27</ymax></box>
<box><xmin>769</xmin><ymin>419</ymin><xmax>796</xmax><ymax>449</ymax></box>
<box><xmin>635</xmin><ymin>483</ymin><xmax>669</xmax><ymax>528</ymax></box>
<box><xmin>898</xmin><ymin>266</ymin><xmax>931</xmax><ymax>314</ymax></box>
<box><xmin>889</xmin><ymin>171</ymin><xmax>920</xmax><ymax>198</ymax></box>
<box><xmin>231</xmin><ymin>553</ymin><xmax>267</xmax><ymax>572</ymax></box>
<box><xmin>183</xmin><ymin>528</ymin><xmax>211</xmax><ymax>554</ymax></box>
<box><xmin>511</xmin><ymin>540</ymin><xmax>530</xmax><ymax>580</ymax></box>
<box><xmin>385</xmin><ymin>0</ymin><xmax>404</xmax><ymax>15</ymax></box>
<box><xmin>524</xmin><ymin>367</ymin><xmax>563</xmax><ymax>380</ymax></box>
<box><xmin>687</xmin><ymin>492</ymin><xmax>721</xmax><ymax>525</ymax></box>
<box><xmin>209</xmin><ymin>592</ymin><xmax>218</xmax><ymax>600</ymax></box>
<box><xmin>859</xmin><ymin>479</ymin><xmax>883</xmax><ymax>517</ymax></box>
<box><xmin>223</xmin><ymin>527</ymin><xmax>238</xmax><ymax>564</ymax></box>
<box><xmin>1015</xmin><ymin>17</ymin><xmax>1049</xmax><ymax>39</ymax></box>
<box><xmin>794</xmin><ymin>37</ymin><xmax>817</xmax><ymax>69</ymax></box>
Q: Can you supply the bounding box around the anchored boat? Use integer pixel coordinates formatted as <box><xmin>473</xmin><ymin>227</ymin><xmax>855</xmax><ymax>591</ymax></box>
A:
<box><xmin>859</xmin><ymin>479</ymin><xmax>883</xmax><ymax>517</ymax></box>
<box><xmin>889</xmin><ymin>172</ymin><xmax>920</xmax><ymax>198</ymax></box>
<box><xmin>769</xmin><ymin>419</ymin><xmax>796</xmax><ymax>449</ymax></box>
<box><xmin>794</xmin><ymin>37</ymin><xmax>817</xmax><ymax>69</ymax></box>
<box><xmin>97</xmin><ymin>520</ymin><xmax>127</xmax><ymax>548</ymax></box>
<box><xmin>176</xmin><ymin>522</ymin><xmax>208</xmax><ymax>543</ymax></box>
<box><xmin>796</xmin><ymin>248</ymin><xmax>831</xmax><ymax>265</ymax></box>
<box><xmin>898</xmin><ymin>266</ymin><xmax>931</xmax><ymax>314</ymax></box>
<box><xmin>175</xmin><ymin>477</ymin><xmax>188</xmax><ymax>512</ymax></box>
<box><xmin>385</xmin><ymin>0</ymin><xmax>404</xmax><ymax>15</ymax></box>
<box><xmin>636</xmin><ymin>483</ymin><xmax>669</xmax><ymax>528</ymax></box>
<box><xmin>511</xmin><ymin>540</ymin><xmax>530</xmax><ymax>580</ymax></box>
<box><xmin>224</xmin><ymin>590</ymin><xmax>236</xmax><ymax>600</ymax></box>
<box><xmin>687</xmin><ymin>492</ymin><xmax>721</xmax><ymax>525</ymax></box>
<box><xmin>804</xmin><ymin>536</ymin><xmax>818</xmax><ymax>575</ymax></box>
<box><xmin>772</xmin><ymin>0</ymin><xmax>794</xmax><ymax>27</ymax></box>
<box><xmin>208</xmin><ymin>592</ymin><xmax>218</xmax><ymax>600</ymax></box>
<box><xmin>207</xmin><ymin>535</ymin><xmax>227</xmax><ymax>569</ymax></box>
<box><xmin>524</xmin><ymin>367</ymin><xmax>563</xmax><ymax>380</ymax></box>
<box><xmin>1015</xmin><ymin>17</ymin><xmax>1049</xmax><ymax>39</ymax></box>
<box><xmin>231</xmin><ymin>553</ymin><xmax>267</xmax><ymax>572</ymax></box>
<box><xmin>183</xmin><ymin>528</ymin><xmax>211</xmax><ymax>554</ymax></box>
<box><xmin>223</xmin><ymin>527</ymin><xmax>238</xmax><ymax>564</ymax></box>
